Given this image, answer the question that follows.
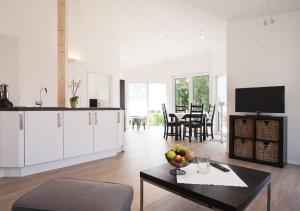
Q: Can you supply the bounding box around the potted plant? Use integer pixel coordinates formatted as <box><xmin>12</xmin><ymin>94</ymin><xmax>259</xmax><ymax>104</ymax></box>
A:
<box><xmin>69</xmin><ymin>80</ymin><xmax>81</xmax><ymax>108</ymax></box>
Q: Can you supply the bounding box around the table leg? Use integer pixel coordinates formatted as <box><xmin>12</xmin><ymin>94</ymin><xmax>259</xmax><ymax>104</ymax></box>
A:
<box><xmin>267</xmin><ymin>183</ymin><xmax>271</xmax><ymax>211</ymax></box>
<box><xmin>140</xmin><ymin>178</ymin><xmax>144</xmax><ymax>211</ymax></box>
<box><xmin>175</xmin><ymin>125</ymin><xmax>178</xmax><ymax>140</ymax></box>
<box><xmin>202</xmin><ymin>119</ymin><xmax>206</xmax><ymax>141</ymax></box>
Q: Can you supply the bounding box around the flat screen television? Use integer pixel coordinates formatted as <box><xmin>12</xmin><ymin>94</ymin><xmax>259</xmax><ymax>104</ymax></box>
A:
<box><xmin>235</xmin><ymin>86</ymin><xmax>285</xmax><ymax>113</ymax></box>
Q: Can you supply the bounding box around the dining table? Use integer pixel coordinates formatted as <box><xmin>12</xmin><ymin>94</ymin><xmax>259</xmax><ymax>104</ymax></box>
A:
<box><xmin>169</xmin><ymin>112</ymin><xmax>208</xmax><ymax>141</ymax></box>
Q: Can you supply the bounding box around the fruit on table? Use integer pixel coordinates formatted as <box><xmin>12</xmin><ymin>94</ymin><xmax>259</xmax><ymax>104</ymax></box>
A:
<box><xmin>167</xmin><ymin>150</ymin><xmax>176</xmax><ymax>159</ymax></box>
<box><xmin>174</xmin><ymin>144</ymin><xmax>187</xmax><ymax>152</ymax></box>
<box><xmin>185</xmin><ymin>151</ymin><xmax>194</xmax><ymax>162</ymax></box>
<box><xmin>166</xmin><ymin>144</ymin><xmax>194</xmax><ymax>168</ymax></box>
<box><xmin>170</xmin><ymin>159</ymin><xmax>177</xmax><ymax>166</ymax></box>
<box><xmin>177</xmin><ymin>150</ymin><xmax>187</xmax><ymax>156</ymax></box>
<box><xmin>175</xmin><ymin>155</ymin><xmax>182</xmax><ymax>162</ymax></box>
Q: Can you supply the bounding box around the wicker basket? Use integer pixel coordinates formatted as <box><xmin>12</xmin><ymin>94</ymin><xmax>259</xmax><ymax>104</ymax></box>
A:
<box><xmin>234</xmin><ymin>138</ymin><xmax>253</xmax><ymax>159</ymax></box>
<box><xmin>256</xmin><ymin>120</ymin><xmax>280</xmax><ymax>141</ymax></box>
<box><xmin>256</xmin><ymin>141</ymin><xmax>279</xmax><ymax>163</ymax></box>
<box><xmin>235</xmin><ymin>119</ymin><xmax>254</xmax><ymax>138</ymax></box>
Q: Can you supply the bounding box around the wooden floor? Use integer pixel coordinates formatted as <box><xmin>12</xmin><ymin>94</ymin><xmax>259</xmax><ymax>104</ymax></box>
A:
<box><xmin>0</xmin><ymin>128</ymin><xmax>300</xmax><ymax>211</ymax></box>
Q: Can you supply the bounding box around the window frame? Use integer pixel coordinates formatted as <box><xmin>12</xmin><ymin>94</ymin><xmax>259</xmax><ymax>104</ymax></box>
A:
<box><xmin>174</xmin><ymin>77</ymin><xmax>190</xmax><ymax>112</ymax></box>
<box><xmin>172</xmin><ymin>72</ymin><xmax>212</xmax><ymax>112</ymax></box>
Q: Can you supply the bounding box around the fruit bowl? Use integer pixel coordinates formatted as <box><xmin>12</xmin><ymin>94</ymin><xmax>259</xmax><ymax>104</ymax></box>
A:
<box><xmin>165</xmin><ymin>144</ymin><xmax>194</xmax><ymax>175</ymax></box>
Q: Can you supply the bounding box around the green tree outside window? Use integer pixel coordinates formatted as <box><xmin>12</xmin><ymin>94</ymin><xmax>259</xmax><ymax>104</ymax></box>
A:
<box><xmin>175</xmin><ymin>78</ymin><xmax>189</xmax><ymax>111</ymax></box>
<box><xmin>193</xmin><ymin>75</ymin><xmax>209</xmax><ymax>112</ymax></box>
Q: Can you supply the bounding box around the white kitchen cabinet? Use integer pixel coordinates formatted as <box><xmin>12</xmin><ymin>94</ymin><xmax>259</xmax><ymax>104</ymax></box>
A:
<box><xmin>25</xmin><ymin>111</ymin><xmax>63</xmax><ymax>166</ymax></box>
<box><xmin>0</xmin><ymin>111</ymin><xmax>24</xmax><ymax>167</ymax></box>
<box><xmin>94</xmin><ymin>111</ymin><xmax>118</xmax><ymax>152</ymax></box>
<box><xmin>117</xmin><ymin>110</ymin><xmax>125</xmax><ymax>151</ymax></box>
<box><xmin>64</xmin><ymin>111</ymin><xmax>94</xmax><ymax>158</ymax></box>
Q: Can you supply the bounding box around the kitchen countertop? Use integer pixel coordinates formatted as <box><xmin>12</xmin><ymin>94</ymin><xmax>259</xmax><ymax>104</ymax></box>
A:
<box><xmin>0</xmin><ymin>107</ymin><xmax>125</xmax><ymax>111</ymax></box>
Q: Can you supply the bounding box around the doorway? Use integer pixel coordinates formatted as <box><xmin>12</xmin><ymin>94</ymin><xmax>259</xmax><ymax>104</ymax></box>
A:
<box><xmin>127</xmin><ymin>82</ymin><xmax>167</xmax><ymax>129</ymax></box>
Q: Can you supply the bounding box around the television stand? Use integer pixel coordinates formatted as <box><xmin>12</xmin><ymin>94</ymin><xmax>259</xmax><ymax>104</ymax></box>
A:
<box><xmin>229</xmin><ymin>115</ymin><xmax>287</xmax><ymax>168</ymax></box>
<box><xmin>244</xmin><ymin>112</ymin><xmax>271</xmax><ymax>117</ymax></box>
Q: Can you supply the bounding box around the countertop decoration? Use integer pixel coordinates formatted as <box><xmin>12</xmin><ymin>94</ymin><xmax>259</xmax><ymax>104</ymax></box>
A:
<box><xmin>69</xmin><ymin>79</ymin><xmax>81</xmax><ymax>108</ymax></box>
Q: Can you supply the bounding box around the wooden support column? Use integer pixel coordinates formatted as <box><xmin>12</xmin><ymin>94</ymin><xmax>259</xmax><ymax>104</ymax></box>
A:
<box><xmin>57</xmin><ymin>0</ymin><xmax>67</xmax><ymax>106</ymax></box>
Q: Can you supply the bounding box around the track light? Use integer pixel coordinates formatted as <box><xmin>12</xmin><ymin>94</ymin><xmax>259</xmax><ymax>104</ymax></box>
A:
<box><xmin>259</xmin><ymin>0</ymin><xmax>275</xmax><ymax>26</ymax></box>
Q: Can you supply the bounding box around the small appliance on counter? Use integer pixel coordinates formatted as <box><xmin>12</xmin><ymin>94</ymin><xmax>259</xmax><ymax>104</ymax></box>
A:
<box><xmin>89</xmin><ymin>99</ymin><xmax>98</xmax><ymax>108</ymax></box>
<box><xmin>0</xmin><ymin>84</ymin><xmax>13</xmax><ymax>108</ymax></box>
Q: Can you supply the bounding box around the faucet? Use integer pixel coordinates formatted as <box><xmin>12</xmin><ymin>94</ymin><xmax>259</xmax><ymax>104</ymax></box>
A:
<box><xmin>35</xmin><ymin>88</ymin><xmax>48</xmax><ymax>107</ymax></box>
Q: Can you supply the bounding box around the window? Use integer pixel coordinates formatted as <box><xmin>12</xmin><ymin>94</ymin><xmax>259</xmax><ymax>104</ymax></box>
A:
<box><xmin>175</xmin><ymin>78</ymin><xmax>189</xmax><ymax>112</ymax></box>
<box><xmin>193</xmin><ymin>75</ymin><xmax>209</xmax><ymax>111</ymax></box>
<box><xmin>174</xmin><ymin>74</ymin><xmax>210</xmax><ymax>112</ymax></box>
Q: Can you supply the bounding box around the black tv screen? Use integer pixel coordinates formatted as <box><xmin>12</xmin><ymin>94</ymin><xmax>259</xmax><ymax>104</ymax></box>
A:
<box><xmin>235</xmin><ymin>86</ymin><xmax>285</xmax><ymax>113</ymax></box>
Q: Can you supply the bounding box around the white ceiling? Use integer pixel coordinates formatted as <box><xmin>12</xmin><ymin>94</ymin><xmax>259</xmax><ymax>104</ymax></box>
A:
<box><xmin>79</xmin><ymin>0</ymin><xmax>226</xmax><ymax>68</ymax></box>
<box><xmin>182</xmin><ymin>0</ymin><xmax>300</xmax><ymax>20</ymax></box>
<box><xmin>78</xmin><ymin>0</ymin><xmax>300</xmax><ymax>69</ymax></box>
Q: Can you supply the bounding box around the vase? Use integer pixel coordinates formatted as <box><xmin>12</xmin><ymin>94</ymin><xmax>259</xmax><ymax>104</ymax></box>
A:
<box><xmin>70</xmin><ymin>98</ymin><xmax>78</xmax><ymax>108</ymax></box>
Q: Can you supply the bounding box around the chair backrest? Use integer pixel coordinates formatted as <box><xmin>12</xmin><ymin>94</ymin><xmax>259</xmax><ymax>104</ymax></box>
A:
<box><xmin>207</xmin><ymin>104</ymin><xmax>216</xmax><ymax>124</ymax></box>
<box><xmin>190</xmin><ymin>103</ymin><xmax>204</xmax><ymax>114</ymax></box>
<box><xmin>188</xmin><ymin>103</ymin><xmax>204</xmax><ymax>124</ymax></box>
<box><xmin>175</xmin><ymin>105</ymin><xmax>186</xmax><ymax>113</ymax></box>
<box><xmin>162</xmin><ymin>104</ymin><xmax>168</xmax><ymax>124</ymax></box>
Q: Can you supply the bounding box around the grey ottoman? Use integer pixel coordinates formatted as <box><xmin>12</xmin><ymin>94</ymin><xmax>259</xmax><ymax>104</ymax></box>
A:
<box><xmin>12</xmin><ymin>178</ymin><xmax>133</xmax><ymax>211</ymax></box>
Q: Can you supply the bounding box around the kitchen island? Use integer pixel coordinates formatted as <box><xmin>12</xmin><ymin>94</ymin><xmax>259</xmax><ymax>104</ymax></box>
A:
<box><xmin>0</xmin><ymin>107</ymin><xmax>125</xmax><ymax>177</ymax></box>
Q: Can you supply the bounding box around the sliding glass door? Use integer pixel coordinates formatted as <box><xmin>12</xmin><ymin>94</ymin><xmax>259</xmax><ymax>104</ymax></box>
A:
<box><xmin>148</xmin><ymin>83</ymin><xmax>167</xmax><ymax>126</ymax></box>
<box><xmin>127</xmin><ymin>82</ymin><xmax>167</xmax><ymax>128</ymax></box>
<box><xmin>128</xmin><ymin>83</ymin><xmax>148</xmax><ymax>117</ymax></box>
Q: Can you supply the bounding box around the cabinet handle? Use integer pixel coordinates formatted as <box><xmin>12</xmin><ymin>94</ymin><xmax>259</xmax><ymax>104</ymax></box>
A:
<box><xmin>19</xmin><ymin>114</ymin><xmax>23</xmax><ymax>130</ymax></box>
<box><xmin>57</xmin><ymin>113</ymin><xmax>61</xmax><ymax>127</ymax></box>
<box><xmin>89</xmin><ymin>112</ymin><xmax>92</xmax><ymax>125</ymax></box>
<box><xmin>95</xmin><ymin>112</ymin><xmax>98</xmax><ymax>125</ymax></box>
<box><xmin>117</xmin><ymin>112</ymin><xmax>120</xmax><ymax>123</ymax></box>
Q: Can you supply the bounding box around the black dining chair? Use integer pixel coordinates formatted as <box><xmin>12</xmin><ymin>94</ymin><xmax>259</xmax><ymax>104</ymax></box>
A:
<box><xmin>183</xmin><ymin>103</ymin><xmax>204</xmax><ymax>142</ymax></box>
<box><xmin>175</xmin><ymin>105</ymin><xmax>186</xmax><ymax>113</ymax></box>
<box><xmin>162</xmin><ymin>104</ymin><xmax>181</xmax><ymax>140</ymax></box>
<box><xmin>206</xmin><ymin>104</ymin><xmax>216</xmax><ymax>139</ymax></box>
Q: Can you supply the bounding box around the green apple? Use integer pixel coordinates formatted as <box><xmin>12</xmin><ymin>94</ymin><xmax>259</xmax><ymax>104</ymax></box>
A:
<box><xmin>174</xmin><ymin>144</ymin><xmax>187</xmax><ymax>152</ymax></box>
<box><xmin>167</xmin><ymin>150</ymin><xmax>176</xmax><ymax>159</ymax></box>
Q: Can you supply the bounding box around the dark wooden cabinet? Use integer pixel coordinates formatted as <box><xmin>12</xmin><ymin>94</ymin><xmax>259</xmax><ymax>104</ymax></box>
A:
<box><xmin>229</xmin><ymin>115</ymin><xmax>287</xmax><ymax>167</ymax></box>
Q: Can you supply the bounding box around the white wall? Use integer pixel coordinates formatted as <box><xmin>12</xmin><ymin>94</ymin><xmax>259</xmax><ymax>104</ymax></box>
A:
<box><xmin>123</xmin><ymin>54</ymin><xmax>213</xmax><ymax>112</ymax></box>
<box><xmin>0</xmin><ymin>34</ymin><xmax>19</xmax><ymax>105</ymax></box>
<box><xmin>68</xmin><ymin>0</ymin><xmax>121</xmax><ymax>107</ymax></box>
<box><xmin>0</xmin><ymin>0</ymin><xmax>57</xmax><ymax>106</ymax></box>
<box><xmin>227</xmin><ymin>10</ymin><xmax>300</xmax><ymax>164</ymax></box>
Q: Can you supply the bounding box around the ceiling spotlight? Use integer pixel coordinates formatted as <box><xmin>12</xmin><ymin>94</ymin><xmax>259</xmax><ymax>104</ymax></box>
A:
<box><xmin>200</xmin><ymin>35</ymin><xmax>206</xmax><ymax>39</ymax></box>
<box><xmin>159</xmin><ymin>34</ymin><xmax>164</xmax><ymax>38</ymax></box>
<box><xmin>123</xmin><ymin>56</ymin><xmax>129</xmax><ymax>61</ymax></box>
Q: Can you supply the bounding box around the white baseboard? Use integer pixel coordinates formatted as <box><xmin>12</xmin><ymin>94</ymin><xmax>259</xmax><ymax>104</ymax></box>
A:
<box><xmin>0</xmin><ymin>150</ymin><xmax>118</xmax><ymax>177</ymax></box>
<box><xmin>287</xmin><ymin>160</ymin><xmax>300</xmax><ymax>165</ymax></box>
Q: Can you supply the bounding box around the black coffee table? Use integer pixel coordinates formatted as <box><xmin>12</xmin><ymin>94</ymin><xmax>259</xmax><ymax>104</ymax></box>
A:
<box><xmin>140</xmin><ymin>163</ymin><xmax>271</xmax><ymax>211</ymax></box>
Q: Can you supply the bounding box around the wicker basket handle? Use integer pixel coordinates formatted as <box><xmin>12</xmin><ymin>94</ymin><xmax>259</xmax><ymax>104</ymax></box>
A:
<box><xmin>263</xmin><ymin>141</ymin><xmax>270</xmax><ymax>148</ymax></box>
